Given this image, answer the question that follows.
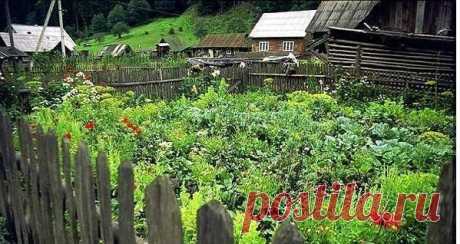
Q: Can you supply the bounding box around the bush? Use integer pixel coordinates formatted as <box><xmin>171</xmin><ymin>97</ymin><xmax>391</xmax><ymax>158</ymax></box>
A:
<box><xmin>111</xmin><ymin>22</ymin><xmax>130</xmax><ymax>38</ymax></box>
<box><xmin>168</xmin><ymin>27</ymin><xmax>176</xmax><ymax>35</ymax></box>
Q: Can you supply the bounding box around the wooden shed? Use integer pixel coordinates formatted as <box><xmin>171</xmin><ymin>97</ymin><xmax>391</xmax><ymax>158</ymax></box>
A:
<box><xmin>307</xmin><ymin>0</ymin><xmax>454</xmax><ymax>36</ymax></box>
<box><xmin>192</xmin><ymin>33</ymin><xmax>251</xmax><ymax>58</ymax></box>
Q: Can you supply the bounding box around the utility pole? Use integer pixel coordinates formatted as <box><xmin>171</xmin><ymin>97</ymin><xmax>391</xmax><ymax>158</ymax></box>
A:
<box><xmin>36</xmin><ymin>0</ymin><xmax>57</xmax><ymax>52</ymax></box>
<box><xmin>57</xmin><ymin>0</ymin><xmax>66</xmax><ymax>58</ymax></box>
<box><xmin>4</xmin><ymin>0</ymin><xmax>14</xmax><ymax>48</ymax></box>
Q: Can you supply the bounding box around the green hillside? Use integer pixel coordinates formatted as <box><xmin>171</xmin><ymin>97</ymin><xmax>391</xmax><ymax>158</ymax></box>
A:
<box><xmin>79</xmin><ymin>4</ymin><xmax>257</xmax><ymax>54</ymax></box>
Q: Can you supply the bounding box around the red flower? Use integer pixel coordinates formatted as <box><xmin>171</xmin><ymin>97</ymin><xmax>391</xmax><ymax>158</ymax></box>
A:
<box><xmin>132</xmin><ymin>126</ymin><xmax>142</xmax><ymax>136</ymax></box>
<box><xmin>64</xmin><ymin>132</ymin><xmax>72</xmax><ymax>141</ymax></box>
<box><xmin>371</xmin><ymin>212</ymin><xmax>401</xmax><ymax>231</ymax></box>
<box><xmin>84</xmin><ymin>120</ymin><xmax>95</xmax><ymax>130</ymax></box>
<box><xmin>121</xmin><ymin>116</ymin><xmax>129</xmax><ymax>124</ymax></box>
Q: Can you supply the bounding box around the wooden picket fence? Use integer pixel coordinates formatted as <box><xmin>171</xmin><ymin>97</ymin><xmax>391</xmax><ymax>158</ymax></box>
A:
<box><xmin>0</xmin><ymin>112</ymin><xmax>305</xmax><ymax>244</ymax></box>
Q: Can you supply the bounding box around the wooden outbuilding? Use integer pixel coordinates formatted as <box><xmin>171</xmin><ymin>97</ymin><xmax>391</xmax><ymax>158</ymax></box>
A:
<box><xmin>155</xmin><ymin>37</ymin><xmax>192</xmax><ymax>57</ymax></box>
<box><xmin>249</xmin><ymin>10</ymin><xmax>316</xmax><ymax>55</ymax></box>
<box><xmin>305</xmin><ymin>0</ymin><xmax>455</xmax><ymax>87</ymax></box>
<box><xmin>192</xmin><ymin>33</ymin><xmax>250</xmax><ymax>58</ymax></box>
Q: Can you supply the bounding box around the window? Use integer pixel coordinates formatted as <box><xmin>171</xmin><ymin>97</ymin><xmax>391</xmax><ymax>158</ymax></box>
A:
<box><xmin>283</xmin><ymin>41</ymin><xmax>295</xmax><ymax>52</ymax></box>
<box><xmin>259</xmin><ymin>41</ymin><xmax>269</xmax><ymax>52</ymax></box>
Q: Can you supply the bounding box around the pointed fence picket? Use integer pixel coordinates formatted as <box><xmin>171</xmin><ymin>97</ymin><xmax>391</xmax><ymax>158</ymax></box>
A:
<box><xmin>0</xmin><ymin>112</ymin><xmax>305</xmax><ymax>244</ymax></box>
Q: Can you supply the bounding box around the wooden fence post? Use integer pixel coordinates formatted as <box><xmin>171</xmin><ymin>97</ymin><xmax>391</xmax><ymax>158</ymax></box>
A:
<box><xmin>272</xmin><ymin>222</ymin><xmax>305</xmax><ymax>244</ymax></box>
<box><xmin>97</xmin><ymin>152</ymin><xmax>114</xmax><ymax>244</ymax></box>
<box><xmin>145</xmin><ymin>176</ymin><xmax>183</xmax><ymax>244</ymax></box>
<box><xmin>197</xmin><ymin>200</ymin><xmax>234</xmax><ymax>244</ymax></box>
<box><xmin>118</xmin><ymin>161</ymin><xmax>136</xmax><ymax>244</ymax></box>
<box><xmin>62</xmin><ymin>140</ymin><xmax>78</xmax><ymax>243</ymax></box>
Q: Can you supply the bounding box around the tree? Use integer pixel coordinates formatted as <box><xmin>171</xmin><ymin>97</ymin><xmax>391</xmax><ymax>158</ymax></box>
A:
<box><xmin>107</xmin><ymin>4</ymin><xmax>128</xmax><ymax>28</ymax></box>
<box><xmin>111</xmin><ymin>21</ymin><xmax>130</xmax><ymax>38</ymax></box>
<box><xmin>127</xmin><ymin>0</ymin><xmax>152</xmax><ymax>25</ymax></box>
<box><xmin>91</xmin><ymin>14</ymin><xmax>107</xmax><ymax>33</ymax></box>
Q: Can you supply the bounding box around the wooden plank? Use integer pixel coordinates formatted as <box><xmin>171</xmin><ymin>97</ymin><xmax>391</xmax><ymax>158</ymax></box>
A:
<box><xmin>48</xmin><ymin>132</ymin><xmax>66</xmax><ymax>244</ymax></box>
<box><xmin>62</xmin><ymin>140</ymin><xmax>78</xmax><ymax>244</ymax></box>
<box><xmin>37</xmin><ymin>130</ymin><xmax>55</xmax><ymax>244</ymax></box>
<box><xmin>76</xmin><ymin>143</ymin><xmax>98</xmax><ymax>244</ymax></box>
<box><xmin>272</xmin><ymin>222</ymin><xmax>305</xmax><ymax>244</ymax></box>
<box><xmin>0</xmin><ymin>113</ymin><xmax>24</xmax><ymax>244</ymax></box>
<box><xmin>197</xmin><ymin>200</ymin><xmax>233</xmax><ymax>244</ymax></box>
<box><xmin>118</xmin><ymin>161</ymin><xmax>136</xmax><ymax>244</ymax></box>
<box><xmin>96</xmin><ymin>152</ymin><xmax>114</xmax><ymax>244</ymax></box>
<box><xmin>145</xmin><ymin>176</ymin><xmax>183</xmax><ymax>244</ymax></box>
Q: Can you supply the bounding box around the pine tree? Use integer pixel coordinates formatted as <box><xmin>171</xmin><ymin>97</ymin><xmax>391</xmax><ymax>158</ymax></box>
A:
<box><xmin>127</xmin><ymin>0</ymin><xmax>152</xmax><ymax>25</ymax></box>
<box><xmin>90</xmin><ymin>14</ymin><xmax>107</xmax><ymax>33</ymax></box>
<box><xmin>107</xmin><ymin>4</ymin><xmax>128</xmax><ymax>28</ymax></box>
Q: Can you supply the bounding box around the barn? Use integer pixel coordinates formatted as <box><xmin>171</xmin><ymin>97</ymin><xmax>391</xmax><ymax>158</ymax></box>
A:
<box><xmin>249</xmin><ymin>10</ymin><xmax>316</xmax><ymax>55</ymax></box>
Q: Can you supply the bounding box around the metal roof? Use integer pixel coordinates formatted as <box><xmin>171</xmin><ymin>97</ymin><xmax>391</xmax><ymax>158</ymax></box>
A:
<box><xmin>11</xmin><ymin>24</ymin><xmax>76</xmax><ymax>48</ymax></box>
<box><xmin>249</xmin><ymin>10</ymin><xmax>317</xmax><ymax>38</ymax></box>
<box><xmin>0</xmin><ymin>32</ymin><xmax>74</xmax><ymax>53</ymax></box>
<box><xmin>306</xmin><ymin>1</ymin><xmax>380</xmax><ymax>33</ymax></box>
<box><xmin>98</xmin><ymin>44</ymin><xmax>133</xmax><ymax>57</ymax></box>
<box><xmin>194</xmin><ymin>33</ymin><xmax>250</xmax><ymax>48</ymax></box>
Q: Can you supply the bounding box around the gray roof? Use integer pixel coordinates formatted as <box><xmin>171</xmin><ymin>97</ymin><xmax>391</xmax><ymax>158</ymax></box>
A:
<box><xmin>0</xmin><ymin>24</ymin><xmax>76</xmax><ymax>52</ymax></box>
<box><xmin>98</xmin><ymin>44</ymin><xmax>133</xmax><ymax>57</ymax></box>
<box><xmin>306</xmin><ymin>1</ymin><xmax>380</xmax><ymax>33</ymax></box>
<box><xmin>249</xmin><ymin>10</ymin><xmax>317</xmax><ymax>38</ymax></box>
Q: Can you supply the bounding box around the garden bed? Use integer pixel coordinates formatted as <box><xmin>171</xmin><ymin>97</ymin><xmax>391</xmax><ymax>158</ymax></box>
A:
<box><xmin>24</xmin><ymin>73</ymin><xmax>454</xmax><ymax>243</ymax></box>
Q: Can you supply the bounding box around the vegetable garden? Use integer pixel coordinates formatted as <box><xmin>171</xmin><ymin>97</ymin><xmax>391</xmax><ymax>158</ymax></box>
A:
<box><xmin>0</xmin><ymin>69</ymin><xmax>455</xmax><ymax>243</ymax></box>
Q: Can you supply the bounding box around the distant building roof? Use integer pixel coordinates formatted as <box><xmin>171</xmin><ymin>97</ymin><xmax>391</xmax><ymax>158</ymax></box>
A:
<box><xmin>0</xmin><ymin>46</ymin><xmax>27</xmax><ymax>59</ymax></box>
<box><xmin>98</xmin><ymin>44</ymin><xmax>133</xmax><ymax>57</ymax></box>
<box><xmin>194</xmin><ymin>33</ymin><xmax>250</xmax><ymax>49</ymax></box>
<box><xmin>249</xmin><ymin>10</ymin><xmax>317</xmax><ymax>38</ymax></box>
<box><xmin>0</xmin><ymin>24</ymin><xmax>76</xmax><ymax>52</ymax></box>
<box><xmin>158</xmin><ymin>37</ymin><xmax>191</xmax><ymax>52</ymax></box>
<box><xmin>11</xmin><ymin>24</ymin><xmax>76</xmax><ymax>48</ymax></box>
<box><xmin>306</xmin><ymin>1</ymin><xmax>379</xmax><ymax>33</ymax></box>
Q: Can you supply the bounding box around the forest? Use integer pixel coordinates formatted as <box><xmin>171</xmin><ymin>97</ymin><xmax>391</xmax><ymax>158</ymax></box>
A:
<box><xmin>1</xmin><ymin>0</ymin><xmax>319</xmax><ymax>38</ymax></box>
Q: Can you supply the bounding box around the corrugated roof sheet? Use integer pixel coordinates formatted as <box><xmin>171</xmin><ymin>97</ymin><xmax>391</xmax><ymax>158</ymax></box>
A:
<box><xmin>249</xmin><ymin>10</ymin><xmax>317</xmax><ymax>38</ymax></box>
<box><xmin>306</xmin><ymin>1</ymin><xmax>380</xmax><ymax>33</ymax></box>
<box><xmin>0</xmin><ymin>32</ymin><xmax>74</xmax><ymax>52</ymax></box>
<box><xmin>98</xmin><ymin>44</ymin><xmax>132</xmax><ymax>57</ymax></box>
<box><xmin>11</xmin><ymin>24</ymin><xmax>76</xmax><ymax>49</ymax></box>
<box><xmin>194</xmin><ymin>33</ymin><xmax>250</xmax><ymax>48</ymax></box>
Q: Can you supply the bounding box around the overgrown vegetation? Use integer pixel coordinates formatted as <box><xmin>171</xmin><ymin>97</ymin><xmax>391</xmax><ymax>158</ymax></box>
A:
<box><xmin>17</xmin><ymin>71</ymin><xmax>454</xmax><ymax>243</ymax></box>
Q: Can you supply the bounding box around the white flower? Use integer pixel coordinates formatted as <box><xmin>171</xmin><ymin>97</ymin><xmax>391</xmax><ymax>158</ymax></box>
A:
<box><xmin>64</xmin><ymin>77</ymin><xmax>74</xmax><ymax>83</ymax></box>
<box><xmin>211</xmin><ymin>69</ymin><xmax>221</xmax><ymax>78</ymax></box>
<box><xmin>159</xmin><ymin>141</ymin><xmax>172</xmax><ymax>149</ymax></box>
<box><xmin>83</xmin><ymin>80</ymin><xmax>94</xmax><ymax>86</ymax></box>
<box><xmin>319</xmin><ymin>79</ymin><xmax>324</xmax><ymax>86</ymax></box>
<box><xmin>76</xmin><ymin>72</ymin><xmax>85</xmax><ymax>79</ymax></box>
<box><xmin>239</xmin><ymin>62</ymin><xmax>246</xmax><ymax>68</ymax></box>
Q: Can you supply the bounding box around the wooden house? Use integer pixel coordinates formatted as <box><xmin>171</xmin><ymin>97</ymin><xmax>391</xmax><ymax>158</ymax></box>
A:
<box><xmin>192</xmin><ymin>33</ymin><xmax>250</xmax><ymax>58</ymax></box>
<box><xmin>0</xmin><ymin>46</ymin><xmax>29</xmax><ymax>81</ymax></box>
<box><xmin>0</xmin><ymin>24</ymin><xmax>76</xmax><ymax>54</ymax></box>
<box><xmin>249</xmin><ymin>10</ymin><xmax>316</xmax><ymax>55</ymax></box>
<box><xmin>305</xmin><ymin>0</ymin><xmax>455</xmax><ymax>84</ymax></box>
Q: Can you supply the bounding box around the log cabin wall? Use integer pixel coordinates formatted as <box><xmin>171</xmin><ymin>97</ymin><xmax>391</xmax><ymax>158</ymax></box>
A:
<box><xmin>251</xmin><ymin>38</ymin><xmax>305</xmax><ymax>54</ymax></box>
<box><xmin>327</xmin><ymin>27</ymin><xmax>455</xmax><ymax>90</ymax></box>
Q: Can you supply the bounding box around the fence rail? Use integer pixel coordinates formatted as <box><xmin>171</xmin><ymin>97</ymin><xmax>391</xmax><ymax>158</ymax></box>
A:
<box><xmin>27</xmin><ymin>60</ymin><xmax>455</xmax><ymax>100</ymax></box>
<box><xmin>0</xmin><ymin>113</ymin><xmax>305</xmax><ymax>244</ymax></box>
